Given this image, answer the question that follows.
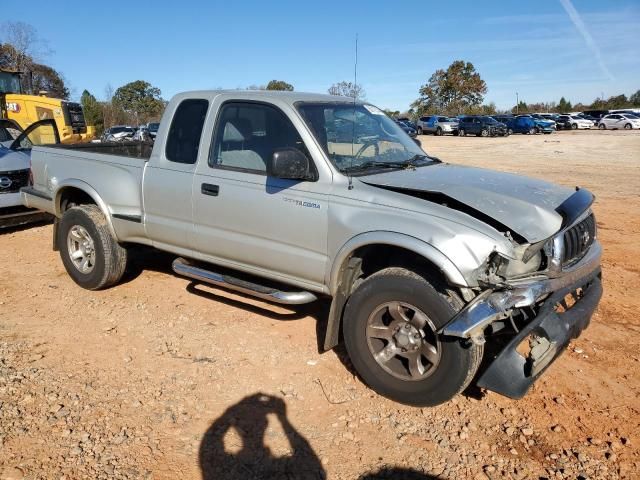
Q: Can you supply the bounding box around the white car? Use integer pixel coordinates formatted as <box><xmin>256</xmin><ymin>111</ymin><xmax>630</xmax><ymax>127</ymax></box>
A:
<box><xmin>598</xmin><ymin>113</ymin><xmax>640</xmax><ymax>130</ymax></box>
<box><xmin>558</xmin><ymin>115</ymin><xmax>593</xmax><ymax>130</ymax></box>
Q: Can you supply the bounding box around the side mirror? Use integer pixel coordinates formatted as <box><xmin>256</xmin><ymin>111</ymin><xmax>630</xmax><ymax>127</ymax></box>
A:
<box><xmin>413</xmin><ymin>138</ymin><xmax>421</xmax><ymax>147</ymax></box>
<box><xmin>270</xmin><ymin>147</ymin><xmax>314</xmax><ymax>181</ymax></box>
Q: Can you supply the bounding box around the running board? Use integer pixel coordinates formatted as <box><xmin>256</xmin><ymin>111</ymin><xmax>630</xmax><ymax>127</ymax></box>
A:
<box><xmin>172</xmin><ymin>257</ymin><xmax>318</xmax><ymax>305</ymax></box>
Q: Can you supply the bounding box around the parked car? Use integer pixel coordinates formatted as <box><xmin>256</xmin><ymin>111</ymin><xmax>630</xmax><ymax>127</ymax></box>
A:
<box><xmin>1</xmin><ymin>119</ymin><xmax>57</xmax><ymax>228</ymax></box>
<box><xmin>598</xmin><ymin>113</ymin><xmax>640</xmax><ymax>130</ymax></box>
<box><xmin>423</xmin><ymin>116</ymin><xmax>459</xmax><ymax>136</ymax></box>
<box><xmin>147</xmin><ymin>122</ymin><xmax>160</xmax><ymax>138</ymax></box>
<box><xmin>101</xmin><ymin>125</ymin><xmax>135</xmax><ymax>142</ymax></box>
<box><xmin>396</xmin><ymin>118</ymin><xmax>417</xmax><ymax>131</ymax></box>
<box><xmin>521</xmin><ymin>115</ymin><xmax>555</xmax><ymax>134</ymax></box>
<box><xmin>556</xmin><ymin>115</ymin><xmax>593</xmax><ymax>130</ymax></box>
<box><xmin>416</xmin><ymin>116</ymin><xmax>433</xmax><ymax>135</ymax></box>
<box><xmin>581</xmin><ymin>110</ymin><xmax>609</xmax><ymax>120</ymax></box>
<box><xmin>395</xmin><ymin>120</ymin><xmax>417</xmax><ymax>138</ymax></box>
<box><xmin>493</xmin><ymin>115</ymin><xmax>537</xmax><ymax>135</ymax></box>
<box><xmin>457</xmin><ymin>116</ymin><xmax>508</xmax><ymax>137</ymax></box>
<box><xmin>23</xmin><ymin>90</ymin><xmax>602</xmax><ymax>407</ymax></box>
<box><xmin>576</xmin><ymin>113</ymin><xmax>599</xmax><ymax>126</ymax></box>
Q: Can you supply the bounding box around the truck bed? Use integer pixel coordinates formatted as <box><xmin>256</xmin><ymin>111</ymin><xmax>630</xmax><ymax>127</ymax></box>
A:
<box><xmin>47</xmin><ymin>141</ymin><xmax>153</xmax><ymax>160</ymax></box>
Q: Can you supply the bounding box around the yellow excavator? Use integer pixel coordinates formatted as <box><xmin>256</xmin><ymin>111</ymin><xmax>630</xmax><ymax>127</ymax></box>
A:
<box><xmin>0</xmin><ymin>69</ymin><xmax>95</xmax><ymax>143</ymax></box>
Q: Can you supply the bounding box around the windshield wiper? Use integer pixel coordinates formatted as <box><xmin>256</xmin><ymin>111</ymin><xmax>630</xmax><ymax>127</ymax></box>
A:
<box><xmin>342</xmin><ymin>155</ymin><xmax>440</xmax><ymax>174</ymax></box>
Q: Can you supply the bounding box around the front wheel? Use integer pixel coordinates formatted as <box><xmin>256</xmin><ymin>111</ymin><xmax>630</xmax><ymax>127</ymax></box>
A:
<box><xmin>572</xmin><ymin>123</ymin><xmax>578</xmax><ymax>130</ymax></box>
<box><xmin>57</xmin><ymin>205</ymin><xmax>128</xmax><ymax>290</ymax></box>
<box><xmin>507</xmin><ymin>128</ymin><xmax>513</xmax><ymax>135</ymax></box>
<box><xmin>417</xmin><ymin>127</ymin><xmax>423</xmax><ymax>135</ymax></box>
<box><xmin>343</xmin><ymin>268</ymin><xmax>483</xmax><ymax>406</ymax></box>
<box><xmin>528</xmin><ymin>127</ymin><xmax>536</xmax><ymax>135</ymax></box>
<box><xmin>599</xmin><ymin>123</ymin><xmax>606</xmax><ymax>130</ymax></box>
<box><xmin>480</xmin><ymin>129</ymin><xmax>489</xmax><ymax>137</ymax></box>
<box><xmin>624</xmin><ymin>123</ymin><xmax>632</xmax><ymax>130</ymax></box>
<box><xmin>435</xmin><ymin>127</ymin><xmax>443</xmax><ymax>136</ymax></box>
<box><xmin>458</xmin><ymin>128</ymin><xmax>466</xmax><ymax>137</ymax></box>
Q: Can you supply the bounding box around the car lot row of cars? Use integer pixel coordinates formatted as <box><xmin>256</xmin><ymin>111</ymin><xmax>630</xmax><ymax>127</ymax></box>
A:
<box><xmin>394</xmin><ymin>108</ymin><xmax>640</xmax><ymax>138</ymax></box>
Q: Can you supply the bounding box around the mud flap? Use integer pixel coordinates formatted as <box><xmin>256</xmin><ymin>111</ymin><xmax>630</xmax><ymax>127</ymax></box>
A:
<box><xmin>477</xmin><ymin>271</ymin><xmax>602</xmax><ymax>399</ymax></box>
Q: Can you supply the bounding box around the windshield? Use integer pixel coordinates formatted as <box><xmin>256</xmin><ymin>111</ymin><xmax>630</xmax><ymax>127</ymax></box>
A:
<box><xmin>110</xmin><ymin>127</ymin><xmax>133</xmax><ymax>134</ymax></box>
<box><xmin>485</xmin><ymin>117</ymin><xmax>499</xmax><ymax>124</ymax></box>
<box><xmin>297</xmin><ymin>102</ymin><xmax>431</xmax><ymax>175</ymax></box>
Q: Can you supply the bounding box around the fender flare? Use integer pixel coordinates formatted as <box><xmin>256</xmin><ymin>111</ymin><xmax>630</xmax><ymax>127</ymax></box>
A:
<box><xmin>328</xmin><ymin>231</ymin><xmax>468</xmax><ymax>294</ymax></box>
<box><xmin>54</xmin><ymin>179</ymin><xmax>118</xmax><ymax>240</ymax></box>
<box><xmin>322</xmin><ymin>231</ymin><xmax>469</xmax><ymax>351</ymax></box>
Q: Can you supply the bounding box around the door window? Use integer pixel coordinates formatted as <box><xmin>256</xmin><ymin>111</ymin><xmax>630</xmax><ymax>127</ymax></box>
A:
<box><xmin>209</xmin><ymin>102</ymin><xmax>311</xmax><ymax>174</ymax></box>
<box><xmin>165</xmin><ymin>99</ymin><xmax>209</xmax><ymax>164</ymax></box>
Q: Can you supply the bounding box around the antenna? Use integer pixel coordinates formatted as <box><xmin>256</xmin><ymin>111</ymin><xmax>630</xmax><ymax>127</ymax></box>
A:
<box><xmin>348</xmin><ymin>33</ymin><xmax>358</xmax><ymax>190</ymax></box>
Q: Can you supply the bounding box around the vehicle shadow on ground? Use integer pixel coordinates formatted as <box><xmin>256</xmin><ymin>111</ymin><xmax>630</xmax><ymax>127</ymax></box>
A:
<box><xmin>199</xmin><ymin>393</ymin><xmax>441</xmax><ymax>480</ymax></box>
<box><xmin>0</xmin><ymin>217</ymin><xmax>53</xmax><ymax>235</ymax></box>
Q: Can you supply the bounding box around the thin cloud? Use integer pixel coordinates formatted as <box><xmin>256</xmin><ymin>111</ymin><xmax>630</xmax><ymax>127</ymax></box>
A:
<box><xmin>558</xmin><ymin>0</ymin><xmax>614</xmax><ymax>81</ymax></box>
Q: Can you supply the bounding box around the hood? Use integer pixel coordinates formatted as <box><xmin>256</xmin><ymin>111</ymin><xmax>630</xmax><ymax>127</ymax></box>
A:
<box><xmin>359</xmin><ymin>163</ymin><xmax>576</xmax><ymax>243</ymax></box>
<box><xmin>0</xmin><ymin>146</ymin><xmax>30</xmax><ymax>172</ymax></box>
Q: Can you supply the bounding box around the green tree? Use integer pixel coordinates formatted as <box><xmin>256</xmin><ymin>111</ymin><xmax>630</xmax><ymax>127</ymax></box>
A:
<box><xmin>511</xmin><ymin>101</ymin><xmax>528</xmax><ymax>114</ymax></box>
<box><xmin>630</xmin><ymin>90</ymin><xmax>640</xmax><ymax>107</ymax></box>
<box><xmin>30</xmin><ymin>62</ymin><xmax>69</xmax><ymax>98</ymax></box>
<box><xmin>558</xmin><ymin>97</ymin><xmax>572</xmax><ymax>113</ymax></box>
<box><xmin>328</xmin><ymin>81</ymin><xmax>366</xmax><ymax>100</ymax></box>
<box><xmin>112</xmin><ymin>80</ymin><xmax>164</xmax><ymax>124</ymax></box>
<box><xmin>412</xmin><ymin>60</ymin><xmax>487</xmax><ymax>116</ymax></box>
<box><xmin>265</xmin><ymin>80</ymin><xmax>294</xmax><ymax>91</ymax></box>
<box><xmin>604</xmin><ymin>94</ymin><xmax>628</xmax><ymax>109</ymax></box>
<box><xmin>80</xmin><ymin>90</ymin><xmax>103</xmax><ymax>132</ymax></box>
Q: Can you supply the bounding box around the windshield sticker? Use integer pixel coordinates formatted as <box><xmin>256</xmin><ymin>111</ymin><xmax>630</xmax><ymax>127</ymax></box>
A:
<box><xmin>363</xmin><ymin>105</ymin><xmax>385</xmax><ymax>115</ymax></box>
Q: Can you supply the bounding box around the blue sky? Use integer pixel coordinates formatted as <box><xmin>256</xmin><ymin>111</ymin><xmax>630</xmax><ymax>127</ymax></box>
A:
<box><xmin>3</xmin><ymin>0</ymin><xmax>639</xmax><ymax>111</ymax></box>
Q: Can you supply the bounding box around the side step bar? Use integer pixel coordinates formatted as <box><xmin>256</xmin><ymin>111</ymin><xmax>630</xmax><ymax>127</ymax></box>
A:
<box><xmin>172</xmin><ymin>257</ymin><xmax>318</xmax><ymax>305</ymax></box>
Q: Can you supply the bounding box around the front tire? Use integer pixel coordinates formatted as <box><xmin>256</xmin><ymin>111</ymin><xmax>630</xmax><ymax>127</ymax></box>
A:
<box><xmin>458</xmin><ymin>128</ymin><xmax>466</xmax><ymax>137</ymax></box>
<box><xmin>572</xmin><ymin>123</ymin><xmax>578</xmax><ymax>130</ymax></box>
<box><xmin>57</xmin><ymin>205</ymin><xmax>128</xmax><ymax>290</ymax></box>
<box><xmin>480</xmin><ymin>129</ymin><xmax>489</xmax><ymax>137</ymax></box>
<box><xmin>624</xmin><ymin>123</ymin><xmax>632</xmax><ymax>129</ymax></box>
<box><xmin>417</xmin><ymin>127</ymin><xmax>423</xmax><ymax>135</ymax></box>
<box><xmin>599</xmin><ymin>123</ymin><xmax>606</xmax><ymax>130</ymax></box>
<box><xmin>343</xmin><ymin>268</ymin><xmax>483</xmax><ymax>406</ymax></box>
<box><xmin>435</xmin><ymin>127</ymin><xmax>443</xmax><ymax>136</ymax></box>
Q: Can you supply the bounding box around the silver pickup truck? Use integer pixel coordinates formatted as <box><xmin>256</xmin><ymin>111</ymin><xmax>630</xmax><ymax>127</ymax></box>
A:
<box><xmin>22</xmin><ymin>90</ymin><xmax>602</xmax><ymax>406</ymax></box>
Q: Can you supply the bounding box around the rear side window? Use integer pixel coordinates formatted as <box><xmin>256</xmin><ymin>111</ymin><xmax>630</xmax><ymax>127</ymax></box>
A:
<box><xmin>165</xmin><ymin>99</ymin><xmax>209</xmax><ymax>164</ymax></box>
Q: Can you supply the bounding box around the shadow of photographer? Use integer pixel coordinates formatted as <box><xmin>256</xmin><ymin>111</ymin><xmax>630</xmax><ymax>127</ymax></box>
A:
<box><xmin>199</xmin><ymin>393</ymin><xmax>326</xmax><ymax>480</ymax></box>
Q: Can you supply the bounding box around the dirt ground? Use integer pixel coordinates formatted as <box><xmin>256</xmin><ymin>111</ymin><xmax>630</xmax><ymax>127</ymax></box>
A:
<box><xmin>1</xmin><ymin>130</ymin><xmax>639</xmax><ymax>480</ymax></box>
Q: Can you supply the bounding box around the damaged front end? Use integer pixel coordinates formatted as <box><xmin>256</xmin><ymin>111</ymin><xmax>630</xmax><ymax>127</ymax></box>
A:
<box><xmin>441</xmin><ymin>190</ymin><xmax>602</xmax><ymax>398</ymax></box>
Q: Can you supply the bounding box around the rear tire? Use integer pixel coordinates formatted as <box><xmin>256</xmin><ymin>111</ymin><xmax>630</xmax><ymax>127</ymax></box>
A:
<box><xmin>436</xmin><ymin>127</ymin><xmax>443</xmax><ymax>136</ymax></box>
<box><xmin>598</xmin><ymin>123</ymin><xmax>606</xmax><ymax>130</ymax></box>
<box><xmin>57</xmin><ymin>205</ymin><xmax>127</xmax><ymax>290</ymax></box>
<box><xmin>528</xmin><ymin>127</ymin><xmax>536</xmax><ymax>135</ymax></box>
<box><xmin>572</xmin><ymin>123</ymin><xmax>578</xmax><ymax>130</ymax></box>
<box><xmin>417</xmin><ymin>127</ymin><xmax>423</xmax><ymax>135</ymax></box>
<box><xmin>458</xmin><ymin>128</ymin><xmax>466</xmax><ymax>137</ymax></box>
<box><xmin>507</xmin><ymin>128</ymin><xmax>513</xmax><ymax>135</ymax></box>
<box><xmin>343</xmin><ymin>268</ymin><xmax>483</xmax><ymax>406</ymax></box>
<box><xmin>480</xmin><ymin>129</ymin><xmax>489</xmax><ymax>137</ymax></box>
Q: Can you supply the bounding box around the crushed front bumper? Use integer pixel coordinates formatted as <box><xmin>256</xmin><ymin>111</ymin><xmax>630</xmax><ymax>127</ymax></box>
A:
<box><xmin>477</xmin><ymin>268</ymin><xmax>601</xmax><ymax>398</ymax></box>
<box><xmin>442</xmin><ymin>241</ymin><xmax>602</xmax><ymax>399</ymax></box>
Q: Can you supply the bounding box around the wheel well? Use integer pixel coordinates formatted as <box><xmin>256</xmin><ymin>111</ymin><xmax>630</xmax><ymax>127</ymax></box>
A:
<box><xmin>350</xmin><ymin>244</ymin><xmax>448</xmax><ymax>292</ymax></box>
<box><xmin>322</xmin><ymin>243</ymin><xmax>455</xmax><ymax>351</ymax></box>
<box><xmin>58</xmin><ymin>187</ymin><xmax>96</xmax><ymax>213</ymax></box>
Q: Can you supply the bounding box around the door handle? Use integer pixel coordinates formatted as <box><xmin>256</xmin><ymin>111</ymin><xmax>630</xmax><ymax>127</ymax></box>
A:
<box><xmin>201</xmin><ymin>183</ymin><xmax>219</xmax><ymax>196</ymax></box>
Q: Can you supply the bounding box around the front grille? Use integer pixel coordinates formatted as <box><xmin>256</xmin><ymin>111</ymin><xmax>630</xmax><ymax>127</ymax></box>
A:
<box><xmin>0</xmin><ymin>169</ymin><xmax>30</xmax><ymax>194</ymax></box>
<box><xmin>562</xmin><ymin>213</ymin><xmax>596</xmax><ymax>266</ymax></box>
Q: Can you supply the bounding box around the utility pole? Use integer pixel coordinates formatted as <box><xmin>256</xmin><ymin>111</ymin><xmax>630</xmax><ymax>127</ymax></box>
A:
<box><xmin>516</xmin><ymin>92</ymin><xmax>519</xmax><ymax>114</ymax></box>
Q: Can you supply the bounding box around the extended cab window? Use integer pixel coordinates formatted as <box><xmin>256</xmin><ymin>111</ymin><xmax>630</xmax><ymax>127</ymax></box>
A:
<box><xmin>209</xmin><ymin>102</ymin><xmax>310</xmax><ymax>174</ymax></box>
<box><xmin>165</xmin><ymin>99</ymin><xmax>209</xmax><ymax>164</ymax></box>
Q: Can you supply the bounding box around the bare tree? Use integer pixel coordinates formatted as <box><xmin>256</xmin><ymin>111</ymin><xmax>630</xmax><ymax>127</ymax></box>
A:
<box><xmin>328</xmin><ymin>81</ymin><xmax>366</xmax><ymax>100</ymax></box>
<box><xmin>0</xmin><ymin>21</ymin><xmax>50</xmax><ymax>72</ymax></box>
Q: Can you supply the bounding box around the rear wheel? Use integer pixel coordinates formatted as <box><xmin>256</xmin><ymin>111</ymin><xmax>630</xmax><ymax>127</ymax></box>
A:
<box><xmin>528</xmin><ymin>127</ymin><xmax>536</xmax><ymax>135</ymax></box>
<box><xmin>458</xmin><ymin>128</ymin><xmax>466</xmax><ymax>137</ymax></box>
<box><xmin>507</xmin><ymin>128</ymin><xmax>513</xmax><ymax>135</ymax></box>
<box><xmin>436</xmin><ymin>127</ymin><xmax>443</xmax><ymax>136</ymax></box>
<box><xmin>480</xmin><ymin>129</ymin><xmax>489</xmax><ymax>137</ymax></box>
<box><xmin>572</xmin><ymin>123</ymin><xmax>578</xmax><ymax>130</ymax></box>
<box><xmin>534</xmin><ymin>126</ymin><xmax>540</xmax><ymax>134</ymax></box>
<box><xmin>57</xmin><ymin>205</ymin><xmax>127</xmax><ymax>290</ymax></box>
<box><xmin>343</xmin><ymin>268</ymin><xmax>483</xmax><ymax>406</ymax></box>
<box><xmin>599</xmin><ymin>123</ymin><xmax>606</xmax><ymax>130</ymax></box>
<box><xmin>417</xmin><ymin>127</ymin><xmax>423</xmax><ymax>135</ymax></box>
